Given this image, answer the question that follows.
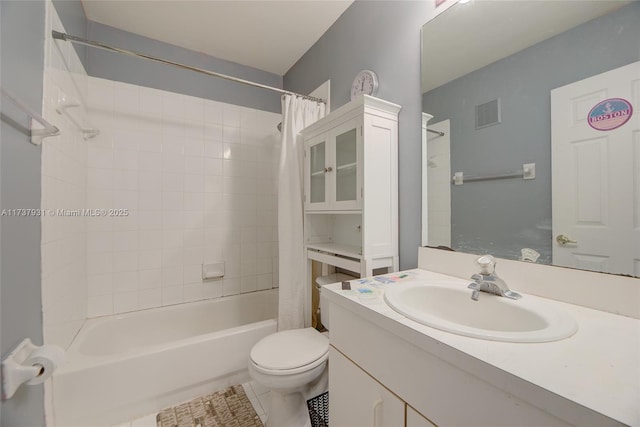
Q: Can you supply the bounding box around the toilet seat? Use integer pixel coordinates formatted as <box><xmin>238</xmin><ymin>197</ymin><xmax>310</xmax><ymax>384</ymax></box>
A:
<box><xmin>250</xmin><ymin>328</ymin><xmax>329</xmax><ymax>376</ymax></box>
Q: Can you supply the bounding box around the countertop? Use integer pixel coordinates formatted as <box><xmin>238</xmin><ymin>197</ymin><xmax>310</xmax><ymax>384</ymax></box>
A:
<box><xmin>323</xmin><ymin>269</ymin><xmax>640</xmax><ymax>426</ymax></box>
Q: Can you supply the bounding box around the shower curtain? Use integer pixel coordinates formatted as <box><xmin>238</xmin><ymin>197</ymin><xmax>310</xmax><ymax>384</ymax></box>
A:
<box><xmin>278</xmin><ymin>95</ymin><xmax>325</xmax><ymax>331</ymax></box>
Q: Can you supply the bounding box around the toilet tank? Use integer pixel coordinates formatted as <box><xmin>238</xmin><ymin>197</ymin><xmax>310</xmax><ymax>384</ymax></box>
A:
<box><xmin>316</xmin><ymin>273</ymin><xmax>358</xmax><ymax>330</ymax></box>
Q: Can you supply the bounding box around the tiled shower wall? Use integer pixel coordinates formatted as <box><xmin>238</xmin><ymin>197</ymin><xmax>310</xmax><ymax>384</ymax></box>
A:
<box><xmin>41</xmin><ymin>1</ymin><xmax>89</xmax><ymax>349</ymax></box>
<box><xmin>85</xmin><ymin>77</ymin><xmax>280</xmax><ymax>317</ymax></box>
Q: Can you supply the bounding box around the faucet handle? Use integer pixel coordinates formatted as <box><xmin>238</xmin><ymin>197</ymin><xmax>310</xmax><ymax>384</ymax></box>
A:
<box><xmin>476</xmin><ymin>255</ymin><xmax>496</xmax><ymax>275</ymax></box>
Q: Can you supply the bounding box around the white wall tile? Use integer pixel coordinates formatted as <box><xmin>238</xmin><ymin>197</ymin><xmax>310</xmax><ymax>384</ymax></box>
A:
<box><xmin>81</xmin><ymin>77</ymin><xmax>280</xmax><ymax>316</ymax></box>
<box><xmin>113</xmin><ymin>251</ymin><xmax>138</xmax><ymax>272</ymax></box>
<box><xmin>138</xmin><ymin>210</ymin><xmax>162</xmax><ymax>230</ymax></box>
<box><xmin>139</xmin><ymin>250</ymin><xmax>162</xmax><ymax>270</ymax></box>
<box><xmin>139</xmin><ymin>269</ymin><xmax>162</xmax><ymax>289</ymax></box>
<box><xmin>114</xmin><ymin>291</ymin><xmax>139</xmax><ymax>314</ymax></box>
<box><xmin>205</xmin><ymin>141</ymin><xmax>223</xmax><ymax>158</ymax></box>
<box><xmin>139</xmin><ymin>288</ymin><xmax>162</xmax><ymax>310</ymax></box>
<box><xmin>139</xmin><ymin>171</ymin><xmax>162</xmax><ymax>191</ymax></box>
<box><xmin>161</xmin><ymin>286</ymin><xmax>184</xmax><ymax>305</ymax></box>
<box><xmin>139</xmin><ymin>191</ymin><xmax>162</xmax><ymax>210</ymax></box>
<box><xmin>114</xmin><ymin>149</ymin><xmax>139</xmax><ymax>170</ymax></box>
<box><xmin>139</xmin><ymin>151</ymin><xmax>162</xmax><ymax>171</ymax></box>
<box><xmin>113</xmin><ymin>271</ymin><xmax>138</xmax><ymax>293</ymax></box>
<box><xmin>204</xmin><ymin>102</ymin><xmax>223</xmax><ymax>124</ymax></box>
<box><xmin>88</xmin><ymin>295</ymin><xmax>113</xmax><ymax>317</ymax></box>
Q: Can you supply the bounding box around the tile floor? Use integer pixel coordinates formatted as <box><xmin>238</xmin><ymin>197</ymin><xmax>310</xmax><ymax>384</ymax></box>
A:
<box><xmin>113</xmin><ymin>381</ymin><xmax>270</xmax><ymax>427</ymax></box>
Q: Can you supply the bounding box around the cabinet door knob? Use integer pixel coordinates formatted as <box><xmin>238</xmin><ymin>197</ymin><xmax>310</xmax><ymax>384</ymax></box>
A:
<box><xmin>324</xmin><ymin>166</ymin><xmax>333</xmax><ymax>173</ymax></box>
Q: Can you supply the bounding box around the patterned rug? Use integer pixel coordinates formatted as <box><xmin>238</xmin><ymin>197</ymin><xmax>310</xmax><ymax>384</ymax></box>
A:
<box><xmin>156</xmin><ymin>385</ymin><xmax>264</xmax><ymax>427</ymax></box>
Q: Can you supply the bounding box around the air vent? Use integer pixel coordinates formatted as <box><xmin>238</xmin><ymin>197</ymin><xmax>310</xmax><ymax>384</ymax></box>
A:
<box><xmin>475</xmin><ymin>98</ymin><xmax>501</xmax><ymax>129</ymax></box>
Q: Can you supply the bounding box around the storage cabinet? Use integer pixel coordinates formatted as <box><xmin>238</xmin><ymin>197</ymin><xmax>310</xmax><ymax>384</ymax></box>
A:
<box><xmin>329</xmin><ymin>347</ymin><xmax>405</xmax><ymax>427</ymax></box>
<box><xmin>407</xmin><ymin>406</ymin><xmax>437</xmax><ymax>427</ymax></box>
<box><xmin>302</xmin><ymin>95</ymin><xmax>401</xmax><ymax>287</ymax></box>
<box><xmin>305</xmin><ymin>117</ymin><xmax>362</xmax><ymax>211</ymax></box>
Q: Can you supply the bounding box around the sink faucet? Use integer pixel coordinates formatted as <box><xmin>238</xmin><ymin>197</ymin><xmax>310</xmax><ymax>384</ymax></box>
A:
<box><xmin>468</xmin><ymin>255</ymin><xmax>521</xmax><ymax>301</ymax></box>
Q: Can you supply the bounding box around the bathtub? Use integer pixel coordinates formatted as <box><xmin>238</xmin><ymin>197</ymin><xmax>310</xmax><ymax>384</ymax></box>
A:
<box><xmin>53</xmin><ymin>289</ymin><xmax>278</xmax><ymax>426</ymax></box>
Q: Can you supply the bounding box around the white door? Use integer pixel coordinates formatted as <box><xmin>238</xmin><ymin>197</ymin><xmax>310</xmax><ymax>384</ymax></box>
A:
<box><xmin>551</xmin><ymin>61</ymin><xmax>640</xmax><ymax>276</ymax></box>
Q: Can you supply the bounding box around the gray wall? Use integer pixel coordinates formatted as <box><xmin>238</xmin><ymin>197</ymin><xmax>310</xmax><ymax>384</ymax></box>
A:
<box><xmin>0</xmin><ymin>2</ymin><xmax>46</xmax><ymax>426</ymax></box>
<box><xmin>422</xmin><ymin>2</ymin><xmax>640</xmax><ymax>263</ymax></box>
<box><xmin>50</xmin><ymin>1</ymin><xmax>284</xmax><ymax>113</ymax></box>
<box><xmin>52</xmin><ymin>0</ymin><xmax>88</xmax><ymax>67</ymax></box>
<box><xmin>284</xmin><ymin>1</ymin><xmax>429</xmax><ymax>269</ymax></box>
<box><xmin>86</xmin><ymin>21</ymin><xmax>283</xmax><ymax>113</ymax></box>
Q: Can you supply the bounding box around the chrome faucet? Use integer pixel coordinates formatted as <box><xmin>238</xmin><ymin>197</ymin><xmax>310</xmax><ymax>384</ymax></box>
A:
<box><xmin>468</xmin><ymin>255</ymin><xmax>521</xmax><ymax>301</ymax></box>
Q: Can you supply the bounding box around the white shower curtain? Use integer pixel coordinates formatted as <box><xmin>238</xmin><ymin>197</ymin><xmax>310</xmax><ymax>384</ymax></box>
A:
<box><xmin>277</xmin><ymin>95</ymin><xmax>325</xmax><ymax>331</ymax></box>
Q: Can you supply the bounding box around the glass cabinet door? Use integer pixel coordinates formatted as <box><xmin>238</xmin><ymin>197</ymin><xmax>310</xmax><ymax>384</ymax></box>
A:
<box><xmin>309</xmin><ymin>140</ymin><xmax>326</xmax><ymax>204</ymax></box>
<box><xmin>335</xmin><ymin>128</ymin><xmax>358</xmax><ymax>203</ymax></box>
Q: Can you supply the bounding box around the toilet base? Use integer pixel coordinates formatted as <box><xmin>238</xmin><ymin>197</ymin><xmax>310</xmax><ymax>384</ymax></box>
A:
<box><xmin>265</xmin><ymin>389</ymin><xmax>310</xmax><ymax>427</ymax></box>
<box><xmin>262</xmin><ymin>366</ymin><xmax>328</xmax><ymax>427</ymax></box>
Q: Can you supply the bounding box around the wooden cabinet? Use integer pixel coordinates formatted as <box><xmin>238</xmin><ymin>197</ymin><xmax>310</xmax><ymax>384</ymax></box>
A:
<box><xmin>329</xmin><ymin>347</ymin><xmax>405</xmax><ymax>427</ymax></box>
<box><xmin>302</xmin><ymin>95</ymin><xmax>401</xmax><ymax>280</ymax></box>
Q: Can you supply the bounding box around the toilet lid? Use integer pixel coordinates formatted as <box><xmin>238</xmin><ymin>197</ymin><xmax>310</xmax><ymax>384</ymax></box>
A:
<box><xmin>250</xmin><ymin>328</ymin><xmax>329</xmax><ymax>371</ymax></box>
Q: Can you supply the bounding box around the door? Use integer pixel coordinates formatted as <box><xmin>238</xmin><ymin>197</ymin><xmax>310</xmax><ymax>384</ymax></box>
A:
<box><xmin>305</xmin><ymin>135</ymin><xmax>329</xmax><ymax>210</ymax></box>
<box><xmin>551</xmin><ymin>61</ymin><xmax>639</xmax><ymax>275</ymax></box>
<box><xmin>332</xmin><ymin>118</ymin><xmax>362</xmax><ymax>210</ymax></box>
<box><xmin>304</xmin><ymin>117</ymin><xmax>362</xmax><ymax>211</ymax></box>
<box><xmin>329</xmin><ymin>347</ymin><xmax>404</xmax><ymax>427</ymax></box>
<box><xmin>407</xmin><ymin>406</ymin><xmax>437</xmax><ymax>427</ymax></box>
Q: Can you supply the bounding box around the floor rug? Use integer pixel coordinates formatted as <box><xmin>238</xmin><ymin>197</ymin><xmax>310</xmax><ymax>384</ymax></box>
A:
<box><xmin>156</xmin><ymin>385</ymin><xmax>264</xmax><ymax>427</ymax></box>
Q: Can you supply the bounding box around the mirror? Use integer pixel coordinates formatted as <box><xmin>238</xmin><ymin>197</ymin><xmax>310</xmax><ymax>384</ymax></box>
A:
<box><xmin>421</xmin><ymin>0</ymin><xmax>640</xmax><ymax>277</ymax></box>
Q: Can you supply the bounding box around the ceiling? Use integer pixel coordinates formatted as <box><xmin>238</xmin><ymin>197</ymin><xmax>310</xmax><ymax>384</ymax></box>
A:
<box><xmin>81</xmin><ymin>0</ymin><xmax>353</xmax><ymax>76</ymax></box>
<box><xmin>421</xmin><ymin>0</ymin><xmax>631</xmax><ymax>92</ymax></box>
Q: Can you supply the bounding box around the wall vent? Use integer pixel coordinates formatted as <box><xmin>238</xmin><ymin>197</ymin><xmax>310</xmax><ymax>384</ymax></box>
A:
<box><xmin>475</xmin><ymin>98</ymin><xmax>501</xmax><ymax>129</ymax></box>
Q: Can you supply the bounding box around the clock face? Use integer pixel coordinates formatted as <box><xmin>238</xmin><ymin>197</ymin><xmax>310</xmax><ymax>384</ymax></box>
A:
<box><xmin>351</xmin><ymin>70</ymin><xmax>379</xmax><ymax>100</ymax></box>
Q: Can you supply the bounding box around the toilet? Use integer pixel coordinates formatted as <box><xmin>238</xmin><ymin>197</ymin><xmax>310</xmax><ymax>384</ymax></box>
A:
<box><xmin>248</xmin><ymin>272</ymin><xmax>355</xmax><ymax>427</ymax></box>
<box><xmin>248</xmin><ymin>328</ymin><xmax>329</xmax><ymax>427</ymax></box>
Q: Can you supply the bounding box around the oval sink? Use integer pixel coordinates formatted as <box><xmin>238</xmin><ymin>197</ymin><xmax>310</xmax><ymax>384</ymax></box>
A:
<box><xmin>384</xmin><ymin>282</ymin><xmax>577</xmax><ymax>342</ymax></box>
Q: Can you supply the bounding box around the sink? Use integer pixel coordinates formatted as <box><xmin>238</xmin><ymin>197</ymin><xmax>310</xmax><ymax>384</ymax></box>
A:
<box><xmin>384</xmin><ymin>282</ymin><xmax>578</xmax><ymax>342</ymax></box>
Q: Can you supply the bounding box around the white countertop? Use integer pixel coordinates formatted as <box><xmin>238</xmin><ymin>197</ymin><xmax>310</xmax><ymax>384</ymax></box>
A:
<box><xmin>323</xmin><ymin>269</ymin><xmax>640</xmax><ymax>426</ymax></box>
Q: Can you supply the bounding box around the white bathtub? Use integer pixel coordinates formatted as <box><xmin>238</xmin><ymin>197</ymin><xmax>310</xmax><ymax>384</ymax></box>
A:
<box><xmin>53</xmin><ymin>289</ymin><xmax>278</xmax><ymax>426</ymax></box>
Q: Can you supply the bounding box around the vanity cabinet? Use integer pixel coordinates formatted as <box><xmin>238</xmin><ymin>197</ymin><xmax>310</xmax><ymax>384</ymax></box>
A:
<box><xmin>407</xmin><ymin>406</ymin><xmax>437</xmax><ymax>427</ymax></box>
<box><xmin>302</xmin><ymin>95</ymin><xmax>401</xmax><ymax>278</ymax></box>
<box><xmin>327</xmin><ymin>300</ymin><xmax>578</xmax><ymax>427</ymax></box>
<box><xmin>329</xmin><ymin>347</ymin><xmax>405</xmax><ymax>427</ymax></box>
<box><xmin>330</xmin><ymin>346</ymin><xmax>437</xmax><ymax>426</ymax></box>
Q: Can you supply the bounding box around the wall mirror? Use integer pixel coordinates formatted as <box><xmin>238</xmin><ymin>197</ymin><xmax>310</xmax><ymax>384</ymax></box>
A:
<box><xmin>421</xmin><ymin>0</ymin><xmax>639</xmax><ymax>277</ymax></box>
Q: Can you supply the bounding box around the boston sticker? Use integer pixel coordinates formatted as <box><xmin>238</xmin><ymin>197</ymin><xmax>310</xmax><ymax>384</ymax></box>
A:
<box><xmin>587</xmin><ymin>98</ymin><xmax>633</xmax><ymax>131</ymax></box>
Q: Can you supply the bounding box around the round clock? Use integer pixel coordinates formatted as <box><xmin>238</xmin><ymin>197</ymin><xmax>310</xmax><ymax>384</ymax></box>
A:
<box><xmin>351</xmin><ymin>70</ymin><xmax>379</xmax><ymax>100</ymax></box>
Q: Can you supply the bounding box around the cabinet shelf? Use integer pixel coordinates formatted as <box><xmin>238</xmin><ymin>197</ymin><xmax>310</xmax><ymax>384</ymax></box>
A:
<box><xmin>307</xmin><ymin>242</ymin><xmax>362</xmax><ymax>259</ymax></box>
<box><xmin>336</xmin><ymin>162</ymin><xmax>357</xmax><ymax>171</ymax></box>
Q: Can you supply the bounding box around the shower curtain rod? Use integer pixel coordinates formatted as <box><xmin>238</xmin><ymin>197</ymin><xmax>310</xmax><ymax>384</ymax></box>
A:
<box><xmin>52</xmin><ymin>31</ymin><xmax>326</xmax><ymax>104</ymax></box>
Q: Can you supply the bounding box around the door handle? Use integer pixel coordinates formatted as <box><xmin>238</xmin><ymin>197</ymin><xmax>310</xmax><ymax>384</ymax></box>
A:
<box><xmin>323</xmin><ymin>166</ymin><xmax>333</xmax><ymax>173</ymax></box>
<box><xmin>372</xmin><ymin>398</ymin><xmax>383</xmax><ymax>427</ymax></box>
<box><xmin>556</xmin><ymin>234</ymin><xmax>577</xmax><ymax>245</ymax></box>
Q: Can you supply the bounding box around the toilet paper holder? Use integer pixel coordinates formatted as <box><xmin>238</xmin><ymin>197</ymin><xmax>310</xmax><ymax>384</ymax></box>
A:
<box><xmin>1</xmin><ymin>338</ymin><xmax>65</xmax><ymax>400</ymax></box>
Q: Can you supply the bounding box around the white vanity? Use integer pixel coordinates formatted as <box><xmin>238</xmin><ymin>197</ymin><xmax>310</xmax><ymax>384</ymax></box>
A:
<box><xmin>323</xmin><ymin>248</ymin><xmax>640</xmax><ymax>426</ymax></box>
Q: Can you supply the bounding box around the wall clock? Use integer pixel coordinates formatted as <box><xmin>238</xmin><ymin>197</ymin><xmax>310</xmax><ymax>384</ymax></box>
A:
<box><xmin>351</xmin><ymin>70</ymin><xmax>379</xmax><ymax>100</ymax></box>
